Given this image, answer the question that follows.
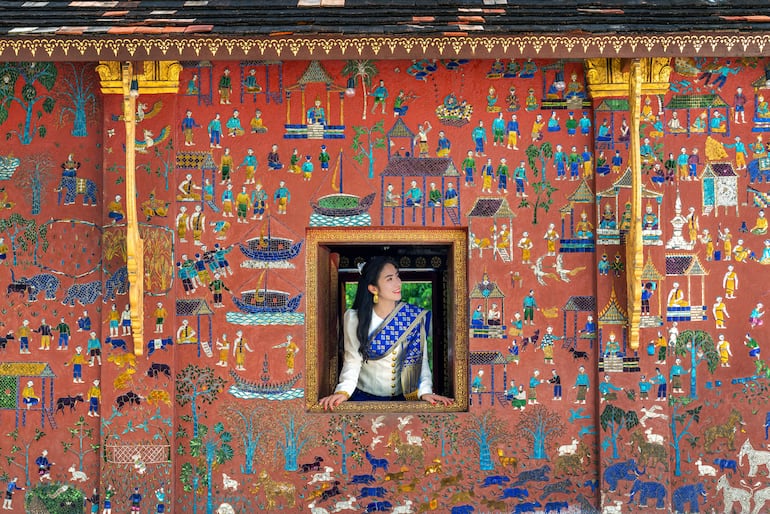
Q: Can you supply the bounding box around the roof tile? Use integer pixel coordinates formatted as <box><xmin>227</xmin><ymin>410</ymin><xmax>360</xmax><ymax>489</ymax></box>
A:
<box><xmin>107</xmin><ymin>26</ymin><xmax>137</xmax><ymax>34</ymax></box>
<box><xmin>184</xmin><ymin>24</ymin><xmax>213</xmax><ymax>32</ymax></box>
<box><xmin>0</xmin><ymin>1</ymin><xmax>768</xmax><ymax>39</ymax></box>
<box><xmin>56</xmin><ymin>26</ymin><xmax>87</xmax><ymax>34</ymax></box>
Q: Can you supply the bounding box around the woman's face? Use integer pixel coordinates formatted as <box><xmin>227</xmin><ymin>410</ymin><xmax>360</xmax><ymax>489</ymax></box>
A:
<box><xmin>373</xmin><ymin>262</ymin><xmax>402</xmax><ymax>304</ymax></box>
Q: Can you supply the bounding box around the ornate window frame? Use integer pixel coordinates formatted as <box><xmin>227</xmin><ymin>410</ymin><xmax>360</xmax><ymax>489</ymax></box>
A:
<box><xmin>305</xmin><ymin>226</ymin><xmax>468</xmax><ymax>413</ymax></box>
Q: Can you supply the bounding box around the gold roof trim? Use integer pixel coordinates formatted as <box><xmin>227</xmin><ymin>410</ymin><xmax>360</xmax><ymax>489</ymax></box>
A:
<box><xmin>1</xmin><ymin>33</ymin><xmax>770</xmax><ymax>61</ymax></box>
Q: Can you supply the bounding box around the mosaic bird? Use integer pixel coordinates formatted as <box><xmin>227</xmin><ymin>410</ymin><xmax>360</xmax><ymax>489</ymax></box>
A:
<box><xmin>554</xmin><ymin>254</ymin><xmax>586</xmax><ymax>282</ymax></box>
<box><xmin>397</xmin><ymin>415</ymin><xmax>413</xmax><ymax>431</ymax></box>
<box><xmin>532</xmin><ymin>256</ymin><xmax>558</xmax><ymax>285</ymax></box>
<box><xmin>135</xmin><ymin>125</ymin><xmax>171</xmax><ymax>153</ymax></box>
<box><xmin>371</xmin><ymin>415</ymin><xmax>385</xmax><ymax>434</ymax></box>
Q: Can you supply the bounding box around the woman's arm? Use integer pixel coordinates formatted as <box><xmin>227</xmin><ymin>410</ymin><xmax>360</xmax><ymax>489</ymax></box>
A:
<box><xmin>335</xmin><ymin>309</ymin><xmax>364</xmax><ymax>396</ymax></box>
<box><xmin>319</xmin><ymin>309</ymin><xmax>362</xmax><ymax>410</ymax></box>
<box><xmin>417</xmin><ymin>330</ymin><xmax>434</xmax><ymax>399</ymax></box>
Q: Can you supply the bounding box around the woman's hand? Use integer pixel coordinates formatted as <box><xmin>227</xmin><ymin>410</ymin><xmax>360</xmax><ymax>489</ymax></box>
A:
<box><xmin>420</xmin><ymin>393</ymin><xmax>454</xmax><ymax>406</ymax></box>
<box><xmin>319</xmin><ymin>393</ymin><xmax>349</xmax><ymax>411</ymax></box>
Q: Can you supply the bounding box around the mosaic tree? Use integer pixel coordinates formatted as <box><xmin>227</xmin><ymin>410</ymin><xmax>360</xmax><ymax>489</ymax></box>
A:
<box><xmin>520</xmin><ymin>141</ymin><xmax>556</xmax><ymax>224</ymax></box>
<box><xmin>61</xmin><ymin>416</ymin><xmax>100</xmax><ymax>472</ymax></box>
<box><xmin>673</xmin><ymin>329</ymin><xmax>718</xmax><ymax>400</ymax></box>
<box><xmin>742</xmin><ymin>359</ymin><xmax>770</xmax><ymax>407</ymax></box>
<box><xmin>516</xmin><ymin>404</ymin><xmax>564</xmax><ymax>460</ymax></box>
<box><xmin>465</xmin><ymin>410</ymin><xmax>508</xmax><ymax>471</ymax></box>
<box><xmin>221</xmin><ymin>402</ymin><xmax>266</xmax><ymax>475</ymax></box>
<box><xmin>179</xmin><ymin>421</ymin><xmax>234</xmax><ymax>514</ymax></box>
<box><xmin>342</xmin><ymin>59</ymin><xmax>378</xmax><ymax>120</ymax></box>
<box><xmin>106</xmin><ymin>162</ymin><xmax>125</xmax><ymax>185</ymax></box>
<box><xmin>351</xmin><ymin>119</ymin><xmax>386</xmax><ymax>179</ymax></box>
<box><xmin>16</xmin><ymin>153</ymin><xmax>54</xmax><ymax>215</ymax></box>
<box><xmin>320</xmin><ymin>413</ymin><xmax>365</xmax><ymax>476</ymax></box>
<box><xmin>139</xmin><ymin>136</ymin><xmax>175</xmax><ymax>190</ymax></box>
<box><xmin>202</xmin><ymin>422</ymin><xmax>234</xmax><ymax>514</ymax></box>
<box><xmin>600</xmin><ymin>404</ymin><xmax>640</xmax><ymax>459</ymax></box>
<box><xmin>418</xmin><ymin>412</ymin><xmax>460</xmax><ymax>457</ymax></box>
<box><xmin>0</xmin><ymin>62</ymin><xmax>57</xmax><ymax>144</ymax></box>
<box><xmin>0</xmin><ymin>212</ymin><xmax>49</xmax><ymax>266</ymax></box>
<box><xmin>3</xmin><ymin>427</ymin><xmax>45</xmax><ymax>487</ymax></box>
<box><xmin>273</xmin><ymin>402</ymin><xmax>315</xmax><ymax>472</ymax></box>
<box><xmin>669</xmin><ymin>397</ymin><xmax>702</xmax><ymax>476</ymax></box>
<box><xmin>140</xmin><ymin>226</ymin><xmax>174</xmax><ymax>293</ymax></box>
<box><xmin>57</xmin><ymin>62</ymin><xmax>97</xmax><ymax>138</ymax></box>
<box><xmin>176</xmin><ymin>364</ymin><xmax>227</xmax><ymax>438</ymax></box>
<box><xmin>102</xmin><ymin>225</ymin><xmax>126</xmax><ymax>262</ymax></box>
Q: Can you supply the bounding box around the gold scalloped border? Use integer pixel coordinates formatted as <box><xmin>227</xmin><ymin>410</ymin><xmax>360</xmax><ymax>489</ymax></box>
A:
<box><xmin>1</xmin><ymin>33</ymin><xmax>769</xmax><ymax>61</ymax></box>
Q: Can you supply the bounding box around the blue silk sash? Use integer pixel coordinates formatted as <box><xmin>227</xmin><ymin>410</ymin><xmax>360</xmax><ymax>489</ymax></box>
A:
<box><xmin>366</xmin><ymin>302</ymin><xmax>430</xmax><ymax>400</ymax></box>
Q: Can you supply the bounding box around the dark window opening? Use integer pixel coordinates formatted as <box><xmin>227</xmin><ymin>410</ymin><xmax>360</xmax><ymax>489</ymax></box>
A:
<box><xmin>305</xmin><ymin>227</ymin><xmax>468</xmax><ymax>413</ymax></box>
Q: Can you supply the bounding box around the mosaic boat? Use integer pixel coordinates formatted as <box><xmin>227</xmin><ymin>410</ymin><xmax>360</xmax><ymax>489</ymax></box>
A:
<box><xmin>311</xmin><ymin>150</ymin><xmax>375</xmax><ymax>217</ymax></box>
<box><xmin>231</xmin><ymin>288</ymin><xmax>302</xmax><ymax>314</ymax></box>
<box><xmin>238</xmin><ymin>217</ymin><xmax>303</xmax><ymax>262</ymax></box>
<box><xmin>229</xmin><ymin>369</ymin><xmax>302</xmax><ymax>395</ymax></box>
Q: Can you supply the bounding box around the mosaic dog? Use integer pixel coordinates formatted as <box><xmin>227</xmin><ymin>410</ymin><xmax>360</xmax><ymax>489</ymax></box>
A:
<box><xmin>7</xmin><ymin>279</ymin><xmax>35</xmax><ymax>299</ymax></box>
<box><xmin>55</xmin><ymin>394</ymin><xmax>84</xmax><ymax>414</ymax></box>
<box><xmin>511</xmin><ymin>465</ymin><xmax>551</xmax><ymax>487</ymax></box>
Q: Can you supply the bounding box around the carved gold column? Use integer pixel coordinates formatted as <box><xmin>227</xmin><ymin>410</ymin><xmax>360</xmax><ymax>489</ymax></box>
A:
<box><xmin>96</xmin><ymin>60</ymin><xmax>181</xmax><ymax>356</ymax></box>
<box><xmin>626</xmin><ymin>60</ymin><xmax>643</xmax><ymax>351</ymax></box>
<box><xmin>585</xmin><ymin>58</ymin><xmax>671</xmax><ymax>352</ymax></box>
<box><xmin>121</xmin><ymin>62</ymin><xmax>145</xmax><ymax>357</ymax></box>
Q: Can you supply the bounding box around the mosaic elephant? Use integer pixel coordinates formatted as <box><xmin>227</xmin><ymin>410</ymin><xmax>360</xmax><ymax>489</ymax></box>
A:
<box><xmin>748</xmin><ymin>158</ymin><xmax>770</xmax><ymax>184</ymax></box>
<box><xmin>672</xmin><ymin>482</ymin><xmax>706</xmax><ymax>513</ymax></box>
<box><xmin>103</xmin><ymin>266</ymin><xmax>128</xmax><ymax>303</ymax></box>
<box><xmin>18</xmin><ymin>273</ymin><xmax>60</xmax><ymax>301</ymax></box>
<box><xmin>628</xmin><ymin>479</ymin><xmax>666</xmax><ymax>509</ymax></box>
<box><xmin>603</xmin><ymin>459</ymin><xmax>645</xmax><ymax>492</ymax></box>
<box><xmin>56</xmin><ymin>176</ymin><xmax>98</xmax><ymax>206</ymax></box>
<box><xmin>61</xmin><ymin>280</ymin><xmax>102</xmax><ymax>306</ymax></box>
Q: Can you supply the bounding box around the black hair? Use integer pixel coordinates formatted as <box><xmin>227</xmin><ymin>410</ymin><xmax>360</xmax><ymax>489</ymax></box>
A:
<box><xmin>352</xmin><ymin>256</ymin><xmax>398</xmax><ymax>361</ymax></box>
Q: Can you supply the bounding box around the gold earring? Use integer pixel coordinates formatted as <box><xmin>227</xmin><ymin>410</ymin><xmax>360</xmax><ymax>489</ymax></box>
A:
<box><xmin>373</xmin><ymin>291</ymin><xmax>379</xmax><ymax>304</ymax></box>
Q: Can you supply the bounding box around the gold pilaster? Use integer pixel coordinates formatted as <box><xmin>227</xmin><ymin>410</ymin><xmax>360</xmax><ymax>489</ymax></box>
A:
<box><xmin>626</xmin><ymin>60</ymin><xmax>643</xmax><ymax>352</ymax></box>
<box><xmin>99</xmin><ymin>59</ymin><xmax>181</xmax><ymax>355</ymax></box>
<box><xmin>120</xmin><ymin>62</ymin><xmax>145</xmax><ymax>357</ymax></box>
<box><xmin>586</xmin><ymin>58</ymin><xmax>668</xmax><ymax>352</ymax></box>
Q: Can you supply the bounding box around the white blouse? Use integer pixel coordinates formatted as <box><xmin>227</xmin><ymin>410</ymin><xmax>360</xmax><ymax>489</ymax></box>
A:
<box><xmin>334</xmin><ymin>308</ymin><xmax>434</xmax><ymax>398</ymax></box>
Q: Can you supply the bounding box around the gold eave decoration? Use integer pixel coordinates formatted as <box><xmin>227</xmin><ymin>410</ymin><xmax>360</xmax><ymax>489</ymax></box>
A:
<box><xmin>585</xmin><ymin>58</ymin><xmax>671</xmax><ymax>98</ymax></box>
<box><xmin>96</xmin><ymin>60</ymin><xmax>182</xmax><ymax>94</ymax></box>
